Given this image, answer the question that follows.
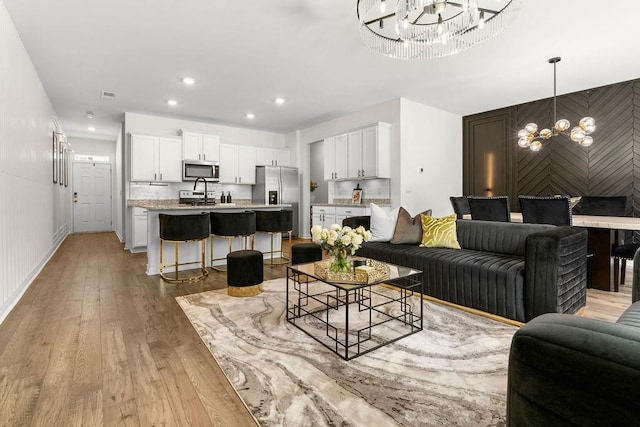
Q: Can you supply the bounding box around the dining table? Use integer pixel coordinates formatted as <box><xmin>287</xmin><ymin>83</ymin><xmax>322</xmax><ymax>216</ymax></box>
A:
<box><xmin>464</xmin><ymin>213</ymin><xmax>640</xmax><ymax>292</ymax></box>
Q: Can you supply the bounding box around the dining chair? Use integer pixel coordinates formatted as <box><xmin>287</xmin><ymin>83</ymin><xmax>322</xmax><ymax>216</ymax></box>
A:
<box><xmin>576</xmin><ymin>196</ymin><xmax>631</xmax><ymax>289</ymax></box>
<box><xmin>467</xmin><ymin>196</ymin><xmax>510</xmax><ymax>222</ymax></box>
<box><xmin>449</xmin><ymin>196</ymin><xmax>471</xmax><ymax>219</ymax></box>
<box><xmin>518</xmin><ymin>196</ymin><xmax>572</xmax><ymax>226</ymax></box>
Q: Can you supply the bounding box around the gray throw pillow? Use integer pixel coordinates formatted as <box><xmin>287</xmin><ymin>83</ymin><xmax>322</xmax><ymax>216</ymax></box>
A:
<box><xmin>390</xmin><ymin>207</ymin><xmax>432</xmax><ymax>244</ymax></box>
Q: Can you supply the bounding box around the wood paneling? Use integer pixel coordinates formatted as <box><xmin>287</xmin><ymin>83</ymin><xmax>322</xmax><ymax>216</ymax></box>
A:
<box><xmin>465</xmin><ymin>77</ymin><xmax>640</xmax><ymax>229</ymax></box>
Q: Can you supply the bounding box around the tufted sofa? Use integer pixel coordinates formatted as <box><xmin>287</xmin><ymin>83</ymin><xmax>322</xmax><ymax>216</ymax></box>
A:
<box><xmin>343</xmin><ymin>216</ymin><xmax>588</xmax><ymax>323</ymax></box>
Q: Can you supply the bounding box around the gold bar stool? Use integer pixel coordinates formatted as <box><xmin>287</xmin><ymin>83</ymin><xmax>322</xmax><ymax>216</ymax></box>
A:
<box><xmin>210</xmin><ymin>211</ymin><xmax>256</xmax><ymax>272</ymax></box>
<box><xmin>159</xmin><ymin>213</ymin><xmax>210</xmax><ymax>283</ymax></box>
<box><xmin>255</xmin><ymin>210</ymin><xmax>293</xmax><ymax>265</ymax></box>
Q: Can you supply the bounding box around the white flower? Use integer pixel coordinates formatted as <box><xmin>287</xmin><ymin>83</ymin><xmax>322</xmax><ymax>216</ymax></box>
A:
<box><xmin>320</xmin><ymin>230</ymin><xmax>328</xmax><ymax>240</ymax></box>
<box><xmin>342</xmin><ymin>226</ymin><xmax>352</xmax><ymax>233</ymax></box>
<box><xmin>364</xmin><ymin>230</ymin><xmax>372</xmax><ymax>241</ymax></box>
<box><xmin>352</xmin><ymin>233</ymin><xmax>363</xmax><ymax>246</ymax></box>
<box><xmin>329</xmin><ymin>223</ymin><xmax>341</xmax><ymax>232</ymax></box>
<box><xmin>341</xmin><ymin>235</ymin><xmax>352</xmax><ymax>246</ymax></box>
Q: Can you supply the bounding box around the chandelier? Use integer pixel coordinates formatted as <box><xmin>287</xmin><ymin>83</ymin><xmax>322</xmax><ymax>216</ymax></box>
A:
<box><xmin>517</xmin><ymin>57</ymin><xmax>595</xmax><ymax>152</ymax></box>
<box><xmin>356</xmin><ymin>0</ymin><xmax>521</xmax><ymax>60</ymax></box>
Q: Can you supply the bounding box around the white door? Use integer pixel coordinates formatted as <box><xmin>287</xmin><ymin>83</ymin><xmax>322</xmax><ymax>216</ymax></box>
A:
<box><xmin>73</xmin><ymin>162</ymin><xmax>112</xmax><ymax>233</ymax></box>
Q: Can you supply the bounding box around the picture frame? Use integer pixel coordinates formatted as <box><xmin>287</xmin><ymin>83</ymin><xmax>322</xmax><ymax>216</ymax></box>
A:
<box><xmin>52</xmin><ymin>131</ymin><xmax>58</xmax><ymax>184</ymax></box>
<box><xmin>351</xmin><ymin>188</ymin><xmax>363</xmax><ymax>204</ymax></box>
<box><xmin>63</xmin><ymin>149</ymin><xmax>69</xmax><ymax>187</ymax></box>
<box><xmin>59</xmin><ymin>139</ymin><xmax>64</xmax><ymax>186</ymax></box>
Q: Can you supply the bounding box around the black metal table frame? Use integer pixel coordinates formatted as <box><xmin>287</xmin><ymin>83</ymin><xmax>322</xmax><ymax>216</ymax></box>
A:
<box><xmin>286</xmin><ymin>264</ymin><xmax>423</xmax><ymax>360</ymax></box>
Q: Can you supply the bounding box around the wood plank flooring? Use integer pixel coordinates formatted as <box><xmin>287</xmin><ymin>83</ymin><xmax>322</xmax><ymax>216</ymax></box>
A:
<box><xmin>0</xmin><ymin>232</ymin><xmax>634</xmax><ymax>425</ymax></box>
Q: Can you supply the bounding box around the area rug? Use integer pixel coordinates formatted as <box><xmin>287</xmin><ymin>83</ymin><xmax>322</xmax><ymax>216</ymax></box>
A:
<box><xmin>176</xmin><ymin>278</ymin><xmax>517</xmax><ymax>427</ymax></box>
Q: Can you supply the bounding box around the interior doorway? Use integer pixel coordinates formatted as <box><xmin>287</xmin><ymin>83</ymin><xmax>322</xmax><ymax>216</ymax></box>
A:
<box><xmin>73</xmin><ymin>161</ymin><xmax>112</xmax><ymax>233</ymax></box>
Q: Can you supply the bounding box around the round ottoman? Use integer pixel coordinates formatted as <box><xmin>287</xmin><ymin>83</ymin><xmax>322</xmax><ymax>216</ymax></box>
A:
<box><xmin>226</xmin><ymin>250</ymin><xmax>264</xmax><ymax>297</ymax></box>
<box><xmin>291</xmin><ymin>242</ymin><xmax>323</xmax><ymax>265</ymax></box>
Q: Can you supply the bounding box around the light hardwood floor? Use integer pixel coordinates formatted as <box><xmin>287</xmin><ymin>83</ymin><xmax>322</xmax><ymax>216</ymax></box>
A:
<box><xmin>0</xmin><ymin>232</ymin><xmax>634</xmax><ymax>425</ymax></box>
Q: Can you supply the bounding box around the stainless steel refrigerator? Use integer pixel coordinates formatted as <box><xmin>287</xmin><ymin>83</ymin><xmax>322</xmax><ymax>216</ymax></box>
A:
<box><xmin>252</xmin><ymin>166</ymin><xmax>300</xmax><ymax>236</ymax></box>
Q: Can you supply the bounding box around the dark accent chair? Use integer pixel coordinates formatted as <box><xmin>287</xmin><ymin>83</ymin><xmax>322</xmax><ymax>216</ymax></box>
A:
<box><xmin>577</xmin><ymin>196</ymin><xmax>632</xmax><ymax>288</ymax></box>
<box><xmin>467</xmin><ymin>196</ymin><xmax>510</xmax><ymax>222</ymax></box>
<box><xmin>519</xmin><ymin>196</ymin><xmax>572</xmax><ymax>226</ymax></box>
<box><xmin>449</xmin><ymin>196</ymin><xmax>471</xmax><ymax>219</ymax></box>
<box><xmin>507</xmin><ymin>292</ymin><xmax>640</xmax><ymax>425</ymax></box>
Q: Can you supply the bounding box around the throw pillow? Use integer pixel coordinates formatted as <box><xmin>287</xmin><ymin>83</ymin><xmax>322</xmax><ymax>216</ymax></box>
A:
<box><xmin>390</xmin><ymin>207</ymin><xmax>432</xmax><ymax>244</ymax></box>
<box><xmin>369</xmin><ymin>203</ymin><xmax>400</xmax><ymax>242</ymax></box>
<box><xmin>420</xmin><ymin>213</ymin><xmax>461</xmax><ymax>249</ymax></box>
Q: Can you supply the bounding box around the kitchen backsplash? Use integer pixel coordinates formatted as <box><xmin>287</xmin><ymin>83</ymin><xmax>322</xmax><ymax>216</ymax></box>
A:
<box><xmin>333</xmin><ymin>179</ymin><xmax>390</xmax><ymax>200</ymax></box>
<box><xmin>129</xmin><ymin>182</ymin><xmax>252</xmax><ymax>200</ymax></box>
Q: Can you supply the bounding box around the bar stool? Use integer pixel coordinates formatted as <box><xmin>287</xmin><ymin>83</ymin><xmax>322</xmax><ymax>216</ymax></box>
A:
<box><xmin>210</xmin><ymin>211</ymin><xmax>256</xmax><ymax>272</ymax></box>
<box><xmin>255</xmin><ymin>210</ymin><xmax>293</xmax><ymax>265</ymax></box>
<box><xmin>159</xmin><ymin>213</ymin><xmax>210</xmax><ymax>283</ymax></box>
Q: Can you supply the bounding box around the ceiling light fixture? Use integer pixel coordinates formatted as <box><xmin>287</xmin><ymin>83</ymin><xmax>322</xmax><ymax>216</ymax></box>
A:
<box><xmin>88</xmin><ymin>126</ymin><xmax>95</xmax><ymax>132</ymax></box>
<box><xmin>274</xmin><ymin>98</ymin><xmax>285</xmax><ymax>105</ymax></box>
<box><xmin>85</xmin><ymin>111</ymin><xmax>94</xmax><ymax>119</ymax></box>
<box><xmin>182</xmin><ymin>77</ymin><xmax>195</xmax><ymax>85</ymax></box>
<box><xmin>167</xmin><ymin>99</ymin><xmax>178</xmax><ymax>106</ymax></box>
<box><xmin>517</xmin><ymin>57</ymin><xmax>596</xmax><ymax>152</ymax></box>
<box><xmin>246</xmin><ymin>113</ymin><xmax>255</xmax><ymax>119</ymax></box>
<box><xmin>357</xmin><ymin>0</ymin><xmax>521</xmax><ymax>60</ymax></box>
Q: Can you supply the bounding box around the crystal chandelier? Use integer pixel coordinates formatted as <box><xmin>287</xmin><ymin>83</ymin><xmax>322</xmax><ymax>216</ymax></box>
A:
<box><xmin>356</xmin><ymin>0</ymin><xmax>521</xmax><ymax>60</ymax></box>
<box><xmin>518</xmin><ymin>57</ymin><xmax>596</xmax><ymax>152</ymax></box>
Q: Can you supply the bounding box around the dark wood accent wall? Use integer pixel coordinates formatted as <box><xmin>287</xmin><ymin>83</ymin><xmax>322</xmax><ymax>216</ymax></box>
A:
<box><xmin>464</xmin><ymin>79</ymin><xmax>640</xmax><ymax>226</ymax></box>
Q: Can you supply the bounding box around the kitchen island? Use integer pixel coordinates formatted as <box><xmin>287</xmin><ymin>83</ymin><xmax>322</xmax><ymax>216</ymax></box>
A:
<box><xmin>128</xmin><ymin>200</ymin><xmax>293</xmax><ymax>275</ymax></box>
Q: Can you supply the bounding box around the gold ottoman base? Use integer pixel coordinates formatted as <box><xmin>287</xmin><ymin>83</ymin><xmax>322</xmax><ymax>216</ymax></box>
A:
<box><xmin>228</xmin><ymin>283</ymin><xmax>264</xmax><ymax>297</ymax></box>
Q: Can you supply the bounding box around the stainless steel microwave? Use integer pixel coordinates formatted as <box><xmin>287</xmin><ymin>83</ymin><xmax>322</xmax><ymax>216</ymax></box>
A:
<box><xmin>182</xmin><ymin>160</ymin><xmax>220</xmax><ymax>182</ymax></box>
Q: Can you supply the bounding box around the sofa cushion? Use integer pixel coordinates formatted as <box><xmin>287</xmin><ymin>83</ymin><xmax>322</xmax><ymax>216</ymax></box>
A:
<box><xmin>419</xmin><ymin>214</ymin><xmax>461</xmax><ymax>249</ymax></box>
<box><xmin>456</xmin><ymin>219</ymin><xmax>555</xmax><ymax>256</ymax></box>
<box><xmin>369</xmin><ymin>203</ymin><xmax>400</xmax><ymax>242</ymax></box>
<box><xmin>356</xmin><ymin>242</ymin><xmax>527</xmax><ymax>321</ymax></box>
<box><xmin>617</xmin><ymin>301</ymin><xmax>640</xmax><ymax>328</ymax></box>
<box><xmin>390</xmin><ymin>207</ymin><xmax>431</xmax><ymax>245</ymax></box>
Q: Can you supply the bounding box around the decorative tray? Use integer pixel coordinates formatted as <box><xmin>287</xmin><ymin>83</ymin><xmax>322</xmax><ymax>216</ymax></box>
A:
<box><xmin>313</xmin><ymin>258</ymin><xmax>390</xmax><ymax>284</ymax></box>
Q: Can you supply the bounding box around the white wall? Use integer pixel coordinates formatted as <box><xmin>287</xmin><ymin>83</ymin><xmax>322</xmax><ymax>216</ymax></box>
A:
<box><xmin>0</xmin><ymin>0</ymin><xmax>70</xmax><ymax>323</ymax></box>
<box><xmin>399</xmin><ymin>98</ymin><xmax>462</xmax><ymax>217</ymax></box>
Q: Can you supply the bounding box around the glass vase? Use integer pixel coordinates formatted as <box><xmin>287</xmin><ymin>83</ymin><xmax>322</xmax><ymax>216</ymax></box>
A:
<box><xmin>329</xmin><ymin>250</ymin><xmax>352</xmax><ymax>273</ymax></box>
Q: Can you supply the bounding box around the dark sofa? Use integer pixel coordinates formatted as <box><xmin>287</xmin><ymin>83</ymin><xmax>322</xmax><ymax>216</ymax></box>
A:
<box><xmin>343</xmin><ymin>216</ymin><xmax>588</xmax><ymax>323</ymax></box>
<box><xmin>507</xmin><ymin>302</ymin><xmax>640</xmax><ymax>425</ymax></box>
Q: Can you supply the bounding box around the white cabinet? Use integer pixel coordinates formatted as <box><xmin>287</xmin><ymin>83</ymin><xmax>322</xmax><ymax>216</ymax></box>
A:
<box><xmin>132</xmin><ymin>207</ymin><xmax>148</xmax><ymax>248</ymax></box>
<box><xmin>256</xmin><ymin>148</ymin><xmax>290</xmax><ymax>166</ymax></box>
<box><xmin>323</xmin><ymin>123</ymin><xmax>391</xmax><ymax>180</ymax></box>
<box><xmin>323</xmin><ymin>134</ymin><xmax>348</xmax><ymax>180</ymax></box>
<box><xmin>180</xmin><ymin>130</ymin><xmax>220</xmax><ymax>161</ymax></box>
<box><xmin>219</xmin><ymin>144</ymin><xmax>257</xmax><ymax>184</ymax></box>
<box><xmin>336</xmin><ymin>206</ymin><xmax>370</xmax><ymax>226</ymax></box>
<box><xmin>131</xmin><ymin>134</ymin><xmax>182</xmax><ymax>182</ymax></box>
<box><xmin>312</xmin><ymin>206</ymin><xmax>337</xmax><ymax>229</ymax></box>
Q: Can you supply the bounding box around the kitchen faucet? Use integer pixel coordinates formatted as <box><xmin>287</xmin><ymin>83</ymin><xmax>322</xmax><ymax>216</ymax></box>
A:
<box><xmin>193</xmin><ymin>176</ymin><xmax>208</xmax><ymax>204</ymax></box>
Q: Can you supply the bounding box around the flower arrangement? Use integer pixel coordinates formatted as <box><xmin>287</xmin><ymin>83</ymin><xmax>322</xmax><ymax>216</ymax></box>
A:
<box><xmin>310</xmin><ymin>180</ymin><xmax>318</xmax><ymax>192</ymax></box>
<box><xmin>311</xmin><ymin>224</ymin><xmax>372</xmax><ymax>272</ymax></box>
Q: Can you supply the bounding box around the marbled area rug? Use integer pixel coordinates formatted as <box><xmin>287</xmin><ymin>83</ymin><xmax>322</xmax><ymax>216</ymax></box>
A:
<box><xmin>176</xmin><ymin>278</ymin><xmax>517</xmax><ymax>427</ymax></box>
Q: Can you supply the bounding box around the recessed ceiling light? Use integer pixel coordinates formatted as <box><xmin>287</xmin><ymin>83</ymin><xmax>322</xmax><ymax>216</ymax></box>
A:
<box><xmin>274</xmin><ymin>98</ymin><xmax>285</xmax><ymax>105</ymax></box>
<box><xmin>246</xmin><ymin>113</ymin><xmax>255</xmax><ymax>119</ymax></box>
<box><xmin>88</xmin><ymin>126</ymin><xmax>96</xmax><ymax>132</ymax></box>
<box><xmin>85</xmin><ymin>111</ymin><xmax>94</xmax><ymax>119</ymax></box>
<box><xmin>167</xmin><ymin>99</ymin><xmax>178</xmax><ymax>106</ymax></box>
<box><xmin>182</xmin><ymin>77</ymin><xmax>195</xmax><ymax>85</ymax></box>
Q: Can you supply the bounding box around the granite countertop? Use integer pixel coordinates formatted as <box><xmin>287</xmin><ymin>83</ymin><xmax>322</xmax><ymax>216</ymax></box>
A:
<box><xmin>128</xmin><ymin>199</ymin><xmax>292</xmax><ymax>211</ymax></box>
<box><xmin>312</xmin><ymin>199</ymin><xmax>391</xmax><ymax>207</ymax></box>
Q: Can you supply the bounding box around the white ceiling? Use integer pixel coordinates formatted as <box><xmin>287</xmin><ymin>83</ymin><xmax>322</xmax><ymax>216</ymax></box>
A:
<box><xmin>4</xmin><ymin>0</ymin><xmax>640</xmax><ymax>141</ymax></box>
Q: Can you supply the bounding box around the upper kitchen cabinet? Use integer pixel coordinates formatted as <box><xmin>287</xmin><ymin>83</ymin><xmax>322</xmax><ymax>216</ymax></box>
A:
<box><xmin>219</xmin><ymin>144</ymin><xmax>257</xmax><ymax>184</ymax></box>
<box><xmin>130</xmin><ymin>134</ymin><xmax>182</xmax><ymax>182</ymax></box>
<box><xmin>256</xmin><ymin>147</ymin><xmax>290</xmax><ymax>166</ymax></box>
<box><xmin>324</xmin><ymin>123</ymin><xmax>391</xmax><ymax>181</ymax></box>
<box><xmin>323</xmin><ymin>134</ymin><xmax>348</xmax><ymax>180</ymax></box>
<box><xmin>179</xmin><ymin>130</ymin><xmax>220</xmax><ymax>161</ymax></box>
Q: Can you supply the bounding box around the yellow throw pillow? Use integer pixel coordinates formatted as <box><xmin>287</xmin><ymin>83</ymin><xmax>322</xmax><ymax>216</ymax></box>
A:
<box><xmin>420</xmin><ymin>213</ymin><xmax>461</xmax><ymax>249</ymax></box>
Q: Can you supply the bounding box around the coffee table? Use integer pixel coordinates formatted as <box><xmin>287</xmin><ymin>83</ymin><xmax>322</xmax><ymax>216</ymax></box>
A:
<box><xmin>286</xmin><ymin>260</ymin><xmax>423</xmax><ymax>360</ymax></box>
